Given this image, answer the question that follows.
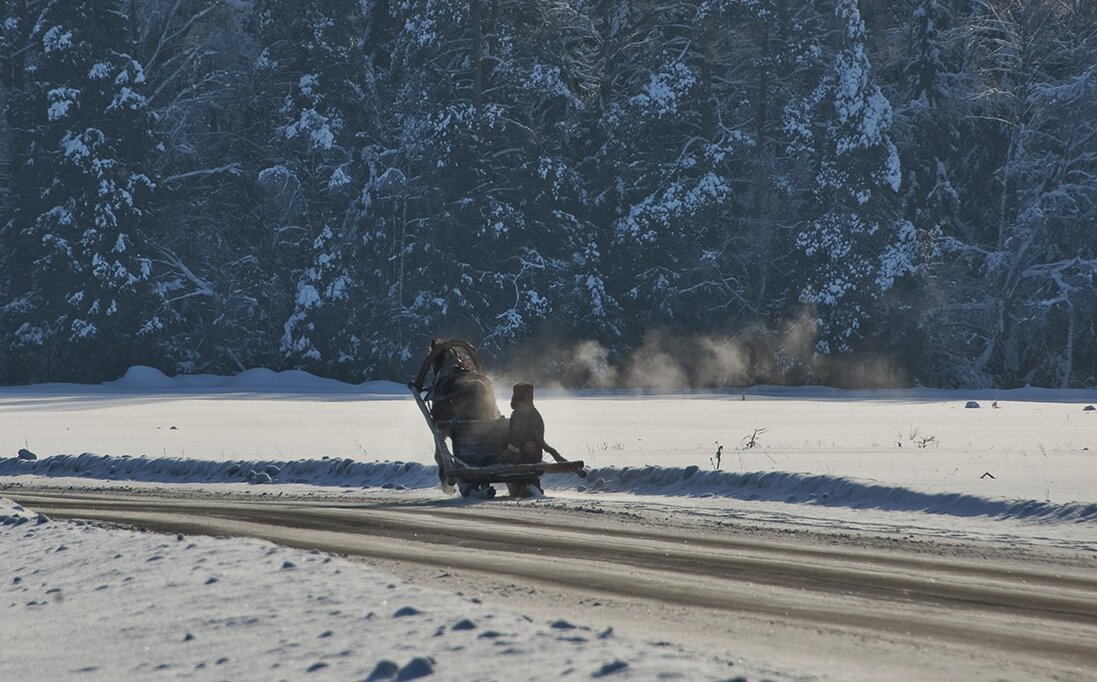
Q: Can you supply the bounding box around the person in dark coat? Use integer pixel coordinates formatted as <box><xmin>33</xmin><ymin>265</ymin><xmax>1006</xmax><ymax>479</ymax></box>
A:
<box><xmin>500</xmin><ymin>383</ymin><xmax>563</xmax><ymax>465</ymax></box>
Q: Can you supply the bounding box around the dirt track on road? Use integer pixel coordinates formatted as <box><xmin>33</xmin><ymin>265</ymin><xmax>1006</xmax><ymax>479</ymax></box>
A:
<box><xmin>9</xmin><ymin>488</ymin><xmax>1097</xmax><ymax>681</ymax></box>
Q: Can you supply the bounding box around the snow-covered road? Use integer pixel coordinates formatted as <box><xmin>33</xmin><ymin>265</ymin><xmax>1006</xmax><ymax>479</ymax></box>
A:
<box><xmin>6</xmin><ymin>487</ymin><xmax>1097</xmax><ymax>681</ymax></box>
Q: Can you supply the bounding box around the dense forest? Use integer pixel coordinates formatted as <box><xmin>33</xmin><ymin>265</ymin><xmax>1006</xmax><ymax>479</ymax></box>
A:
<box><xmin>0</xmin><ymin>0</ymin><xmax>1094</xmax><ymax>387</ymax></box>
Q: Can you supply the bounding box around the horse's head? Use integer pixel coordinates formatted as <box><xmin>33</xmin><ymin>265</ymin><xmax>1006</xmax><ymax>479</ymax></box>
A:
<box><xmin>431</xmin><ymin>340</ymin><xmax>469</xmax><ymax>379</ymax></box>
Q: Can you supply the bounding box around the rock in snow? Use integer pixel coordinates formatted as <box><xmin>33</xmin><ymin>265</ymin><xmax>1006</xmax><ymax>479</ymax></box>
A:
<box><xmin>396</xmin><ymin>656</ymin><xmax>435</xmax><ymax>680</ymax></box>
<box><xmin>365</xmin><ymin>660</ymin><xmax>400</xmax><ymax>681</ymax></box>
<box><xmin>592</xmin><ymin>660</ymin><xmax>629</xmax><ymax>677</ymax></box>
<box><xmin>17</xmin><ymin>448</ymin><xmax>37</xmax><ymax>460</ymax></box>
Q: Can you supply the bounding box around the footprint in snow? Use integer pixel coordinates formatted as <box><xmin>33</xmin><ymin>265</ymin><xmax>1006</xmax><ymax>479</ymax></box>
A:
<box><xmin>306</xmin><ymin>662</ymin><xmax>328</xmax><ymax>673</ymax></box>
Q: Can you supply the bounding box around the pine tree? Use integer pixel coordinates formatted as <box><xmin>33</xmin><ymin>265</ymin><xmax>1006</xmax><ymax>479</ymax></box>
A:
<box><xmin>4</xmin><ymin>0</ymin><xmax>161</xmax><ymax>380</ymax></box>
<box><xmin>785</xmin><ymin>0</ymin><xmax>915</xmax><ymax>354</ymax></box>
<box><xmin>900</xmin><ymin>0</ymin><xmax>961</xmax><ymax>243</ymax></box>
<box><xmin>246</xmin><ymin>0</ymin><xmax>373</xmax><ymax>371</ymax></box>
<box><xmin>601</xmin><ymin>1</ymin><xmax>744</xmax><ymax>333</ymax></box>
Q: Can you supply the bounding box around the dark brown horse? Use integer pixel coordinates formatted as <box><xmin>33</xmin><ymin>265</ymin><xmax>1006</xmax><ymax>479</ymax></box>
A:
<box><xmin>426</xmin><ymin>338</ymin><xmax>500</xmax><ymax>424</ymax></box>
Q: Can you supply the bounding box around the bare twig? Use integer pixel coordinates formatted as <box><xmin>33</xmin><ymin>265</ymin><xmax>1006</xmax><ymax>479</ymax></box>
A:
<box><xmin>742</xmin><ymin>428</ymin><xmax>767</xmax><ymax>449</ymax></box>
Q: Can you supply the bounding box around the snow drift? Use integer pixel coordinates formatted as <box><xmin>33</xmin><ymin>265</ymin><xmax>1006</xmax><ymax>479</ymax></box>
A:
<box><xmin>561</xmin><ymin>466</ymin><xmax>1097</xmax><ymax>524</ymax></box>
<box><xmin>0</xmin><ymin>453</ymin><xmax>437</xmax><ymax>490</ymax></box>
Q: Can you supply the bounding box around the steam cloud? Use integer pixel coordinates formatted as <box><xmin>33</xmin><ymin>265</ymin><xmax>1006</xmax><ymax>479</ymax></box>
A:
<box><xmin>495</xmin><ymin>311</ymin><xmax>907</xmax><ymax>389</ymax></box>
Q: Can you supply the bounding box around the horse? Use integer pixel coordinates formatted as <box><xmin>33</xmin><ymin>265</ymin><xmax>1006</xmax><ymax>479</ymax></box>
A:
<box><xmin>426</xmin><ymin>338</ymin><xmax>500</xmax><ymax>423</ymax></box>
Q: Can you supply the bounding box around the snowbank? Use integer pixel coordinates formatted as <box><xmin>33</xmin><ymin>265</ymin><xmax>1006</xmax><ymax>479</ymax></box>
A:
<box><xmin>6</xmin><ymin>365</ymin><xmax>407</xmax><ymax>395</ymax></box>
<box><xmin>557</xmin><ymin>466</ymin><xmax>1097</xmax><ymax>524</ymax></box>
<box><xmin>0</xmin><ymin>453</ymin><xmax>437</xmax><ymax>490</ymax></box>
<box><xmin>0</xmin><ymin>498</ymin><xmax>48</xmax><ymax>527</ymax></box>
<box><xmin>5</xmin><ymin>454</ymin><xmax>1095</xmax><ymax>525</ymax></box>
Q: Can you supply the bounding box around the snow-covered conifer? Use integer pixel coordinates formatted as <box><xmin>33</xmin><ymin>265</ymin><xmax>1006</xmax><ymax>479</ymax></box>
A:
<box><xmin>4</xmin><ymin>0</ymin><xmax>161</xmax><ymax>379</ymax></box>
<box><xmin>785</xmin><ymin>0</ymin><xmax>915</xmax><ymax>353</ymax></box>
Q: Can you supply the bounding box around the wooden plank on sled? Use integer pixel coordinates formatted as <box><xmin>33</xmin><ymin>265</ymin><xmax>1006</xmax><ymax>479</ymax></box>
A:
<box><xmin>445</xmin><ymin>461</ymin><xmax>587</xmax><ymax>481</ymax></box>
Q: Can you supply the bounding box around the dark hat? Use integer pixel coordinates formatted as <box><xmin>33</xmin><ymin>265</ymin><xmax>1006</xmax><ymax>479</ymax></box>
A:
<box><xmin>511</xmin><ymin>383</ymin><xmax>534</xmax><ymax>404</ymax></box>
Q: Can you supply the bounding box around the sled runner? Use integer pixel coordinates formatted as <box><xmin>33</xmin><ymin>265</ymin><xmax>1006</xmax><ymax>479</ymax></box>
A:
<box><xmin>408</xmin><ymin>339</ymin><xmax>586</xmax><ymax>498</ymax></box>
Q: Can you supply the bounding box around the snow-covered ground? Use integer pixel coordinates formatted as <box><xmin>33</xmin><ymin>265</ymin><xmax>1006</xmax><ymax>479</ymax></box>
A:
<box><xmin>0</xmin><ymin>497</ymin><xmax>735</xmax><ymax>680</ymax></box>
<box><xmin>4</xmin><ymin>368</ymin><xmax>1097</xmax><ymax>679</ymax></box>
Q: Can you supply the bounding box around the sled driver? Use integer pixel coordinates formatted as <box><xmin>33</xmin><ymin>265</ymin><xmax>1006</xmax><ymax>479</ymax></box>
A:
<box><xmin>499</xmin><ymin>383</ymin><xmax>565</xmax><ymax>465</ymax></box>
